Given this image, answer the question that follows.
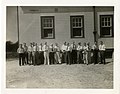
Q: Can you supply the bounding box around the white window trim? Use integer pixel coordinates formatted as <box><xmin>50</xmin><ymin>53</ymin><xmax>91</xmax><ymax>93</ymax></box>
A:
<box><xmin>41</xmin><ymin>16</ymin><xmax>55</xmax><ymax>39</ymax></box>
<box><xmin>97</xmin><ymin>12</ymin><xmax>114</xmax><ymax>37</ymax></box>
<box><xmin>70</xmin><ymin>15</ymin><xmax>84</xmax><ymax>38</ymax></box>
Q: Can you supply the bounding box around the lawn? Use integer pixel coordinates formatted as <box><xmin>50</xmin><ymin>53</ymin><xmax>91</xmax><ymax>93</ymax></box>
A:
<box><xmin>6</xmin><ymin>58</ymin><xmax>113</xmax><ymax>88</ymax></box>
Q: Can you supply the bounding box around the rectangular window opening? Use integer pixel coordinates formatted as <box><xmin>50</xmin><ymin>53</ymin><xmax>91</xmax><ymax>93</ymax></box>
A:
<box><xmin>41</xmin><ymin>16</ymin><xmax>55</xmax><ymax>39</ymax></box>
<box><xmin>100</xmin><ymin>15</ymin><xmax>113</xmax><ymax>37</ymax></box>
<box><xmin>70</xmin><ymin>16</ymin><xmax>84</xmax><ymax>38</ymax></box>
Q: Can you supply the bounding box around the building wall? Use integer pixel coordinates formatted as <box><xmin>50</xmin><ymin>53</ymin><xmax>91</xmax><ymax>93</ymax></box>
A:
<box><xmin>6</xmin><ymin>6</ymin><xmax>18</xmax><ymax>43</ymax></box>
<box><xmin>97</xmin><ymin>11</ymin><xmax>114</xmax><ymax>49</ymax></box>
<box><xmin>19</xmin><ymin>6</ymin><xmax>114</xmax><ymax>49</ymax></box>
<box><xmin>19</xmin><ymin>7</ymin><xmax>94</xmax><ymax>47</ymax></box>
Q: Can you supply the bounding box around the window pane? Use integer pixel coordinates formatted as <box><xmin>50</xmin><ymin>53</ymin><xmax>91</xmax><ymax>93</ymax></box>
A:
<box><xmin>108</xmin><ymin>22</ymin><xmax>110</xmax><ymax>26</ymax></box>
<box><xmin>76</xmin><ymin>23</ymin><xmax>78</xmax><ymax>27</ymax></box>
<box><xmin>43</xmin><ymin>23</ymin><xmax>45</xmax><ymax>27</ymax></box>
<box><xmin>105</xmin><ymin>18</ymin><xmax>107</xmax><ymax>21</ymax></box>
<box><xmin>105</xmin><ymin>22</ymin><xmax>107</xmax><ymax>26</ymax></box>
<box><xmin>101</xmin><ymin>27</ymin><xmax>110</xmax><ymax>35</ymax></box>
<box><xmin>100</xmin><ymin>15</ymin><xmax>113</xmax><ymax>37</ymax></box>
<box><xmin>73</xmin><ymin>18</ymin><xmax>75</xmax><ymax>22</ymax></box>
<box><xmin>79</xmin><ymin>23</ymin><xmax>81</xmax><ymax>27</ymax></box>
<box><xmin>41</xmin><ymin>16</ymin><xmax>54</xmax><ymax>39</ymax></box>
<box><xmin>76</xmin><ymin>18</ymin><xmax>78</xmax><ymax>22</ymax></box>
<box><xmin>73</xmin><ymin>28</ymin><xmax>82</xmax><ymax>37</ymax></box>
<box><xmin>102</xmin><ymin>18</ymin><xmax>104</xmax><ymax>21</ymax></box>
<box><xmin>78</xmin><ymin>18</ymin><xmax>81</xmax><ymax>22</ymax></box>
<box><xmin>108</xmin><ymin>17</ymin><xmax>110</xmax><ymax>21</ymax></box>
<box><xmin>46</xmin><ymin>19</ymin><xmax>48</xmax><ymax>22</ymax></box>
<box><xmin>43</xmin><ymin>18</ymin><xmax>53</xmax><ymax>27</ymax></box>
<box><xmin>50</xmin><ymin>23</ymin><xmax>52</xmax><ymax>27</ymax></box>
<box><xmin>71</xmin><ymin>16</ymin><xmax>84</xmax><ymax>38</ymax></box>
<box><xmin>44</xmin><ymin>19</ymin><xmax>46</xmax><ymax>23</ymax></box>
<box><xmin>73</xmin><ymin>23</ymin><xmax>75</xmax><ymax>27</ymax></box>
<box><xmin>46</xmin><ymin>23</ymin><xmax>48</xmax><ymax>27</ymax></box>
<box><xmin>102</xmin><ymin>22</ymin><xmax>104</xmax><ymax>26</ymax></box>
<box><xmin>44</xmin><ymin>29</ymin><xmax>53</xmax><ymax>38</ymax></box>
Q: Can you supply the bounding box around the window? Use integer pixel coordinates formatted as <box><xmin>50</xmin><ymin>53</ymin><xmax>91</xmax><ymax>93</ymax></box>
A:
<box><xmin>100</xmin><ymin>15</ymin><xmax>113</xmax><ymax>37</ymax></box>
<box><xmin>70</xmin><ymin>16</ymin><xmax>84</xmax><ymax>38</ymax></box>
<box><xmin>41</xmin><ymin>16</ymin><xmax>55</xmax><ymax>39</ymax></box>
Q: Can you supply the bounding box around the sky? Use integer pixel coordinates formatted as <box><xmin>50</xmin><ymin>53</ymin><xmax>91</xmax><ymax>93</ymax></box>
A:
<box><xmin>6</xmin><ymin>6</ymin><xmax>18</xmax><ymax>43</ymax></box>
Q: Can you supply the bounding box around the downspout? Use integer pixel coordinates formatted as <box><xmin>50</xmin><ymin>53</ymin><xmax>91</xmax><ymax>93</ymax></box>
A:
<box><xmin>93</xmin><ymin>6</ymin><xmax>97</xmax><ymax>43</ymax></box>
<box><xmin>17</xmin><ymin>6</ymin><xmax>20</xmax><ymax>45</ymax></box>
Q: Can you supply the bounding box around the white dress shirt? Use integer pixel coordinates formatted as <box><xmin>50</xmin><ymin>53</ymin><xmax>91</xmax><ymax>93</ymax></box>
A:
<box><xmin>92</xmin><ymin>44</ymin><xmax>98</xmax><ymax>50</ymax></box>
<box><xmin>23</xmin><ymin>46</ymin><xmax>28</xmax><ymax>52</ymax></box>
<box><xmin>83</xmin><ymin>46</ymin><xmax>88</xmax><ymax>51</ymax></box>
<box><xmin>71</xmin><ymin>44</ymin><xmax>76</xmax><ymax>50</ymax></box>
<box><xmin>33</xmin><ymin>46</ymin><xmax>39</xmax><ymax>51</ymax></box>
<box><xmin>43</xmin><ymin>45</ymin><xmax>49</xmax><ymax>52</ymax></box>
<box><xmin>49</xmin><ymin>46</ymin><xmax>54</xmax><ymax>52</ymax></box>
<box><xmin>38</xmin><ymin>45</ymin><xmax>43</xmax><ymax>51</ymax></box>
<box><xmin>99</xmin><ymin>44</ymin><xmax>106</xmax><ymax>51</ymax></box>
<box><xmin>28</xmin><ymin>46</ymin><xmax>33</xmax><ymax>52</ymax></box>
<box><xmin>66</xmin><ymin>46</ymin><xmax>71</xmax><ymax>51</ymax></box>
<box><xmin>83</xmin><ymin>46</ymin><xmax>88</xmax><ymax>54</ymax></box>
<box><xmin>17</xmin><ymin>47</ymin><xmax>24</xmax><ymax>53</ymax></box>
<box><xmin>54</xmin><ymin>45</ymin><xmax>60</xmax><ymax>52</ymax></box>
<box><xmin>77</xmin><ymin>45</ymin><xmax>83</xmax><ymax>51</ymax></box>
<box><xmin>61</xmin><ymin>44</ymin><xmax>67</xmax><ymax>52</ymax></box>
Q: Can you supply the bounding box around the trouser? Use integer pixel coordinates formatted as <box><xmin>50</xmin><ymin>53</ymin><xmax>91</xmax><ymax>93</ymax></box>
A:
<box><xmin>32</xmin><ymin>51</ymin><xmax>36</xmax><ymax>65</ymax></box>
<box><xmin>44</xmin><ymin>51</ymin><xmax>49</xmax><ymax>65</ymax></box>
<box><xmin>32</xmin><ymin>51</ymin><xmax>39</xmax><ymax>65</ymax></box>
<box><xmin>93</xmin><ymin>50</ymin><xmax>98</xmax><ymax>64</ymax></box>
<box><xmin>39</xmin><ymin>51</ymin><xmax>44</xmax><ymax>64</ymax></box>
<box><xmin>62</xmin><ymin>52</ymin><xmax>67</xmax><ymax>63</ymax></box>
<box><xmin>49</xmin><ymin>52</ymin><xmax>54</xmax><ymax>65</ymax></box>
<box><xmin>35</xmin><ymin>51</ymin><xmax>39</xmax><ymax>65</ymax></box>
<box><xmin>100</xmin><ymin>51</ymin><xmax>106</xmax><ymax>64</ymax></box>
<box><xmin>77</xmin><ymin>51</ymin><xmax>83</xmax><ymax>64</ymax></box>
<box><xmin>83</xmin><ymin>52</ymin><xmax>88</xmax><ymax>64</ymax></box>
<box><xmin>87</xmin><ymin>51</ymin><xmax>91</xmax><ymax>64</ymax></box>
<box><xmin>18</xmin><ymin>53</ymin><xmax>24</xmax><ymax>66</ymax></box>
<box><xmin>71</xmin><ymin>50</ymin><xmax>77</xmax><ymax>64</ymax></box>
<box><xmin>66</xmin><ymin>51</ymin><xmax>71</xmax><ymax>65</ymax></box>
<box><xmin>54</xmin><ymin>52</ymin><xmax>61</xmax><ymax>64</ymax></box>
<box><xmin>23</xmin><ymin>52</ymin><xmax>28</xmax><ymax>65</ymax></box>
<box><xmin>28</xmin><ymin>52</ymin><xmax>33</xmax><ymax>64</ymax></box>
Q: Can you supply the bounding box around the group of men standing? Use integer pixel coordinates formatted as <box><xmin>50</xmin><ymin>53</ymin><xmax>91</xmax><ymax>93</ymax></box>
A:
<box><xmin>17</xmin><ymin>41</ymin><xmax>106</xmax><ymax>66</ymax></box>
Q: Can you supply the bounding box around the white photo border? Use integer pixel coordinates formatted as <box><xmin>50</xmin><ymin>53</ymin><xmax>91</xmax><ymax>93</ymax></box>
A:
<box><xmin>1</xmin><ymin>0</ymin><xmax>120</xmax><ymax>94</ymax></box>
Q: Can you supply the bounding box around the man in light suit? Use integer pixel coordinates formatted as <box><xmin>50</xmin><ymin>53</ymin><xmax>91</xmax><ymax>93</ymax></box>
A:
<box><xmin>54</xmin><ymin>43</ymin><xmax>61</xmax><ymax>64</ymax></box>
<box><xmin>28</xmin><ymin>43</ymin><xmax>33</xmax><ymax>65</ymax></box>
<box><xmin>43</xmin><ymin>42</ymin><xmax>50</xmax><ymax>65</ymax></box>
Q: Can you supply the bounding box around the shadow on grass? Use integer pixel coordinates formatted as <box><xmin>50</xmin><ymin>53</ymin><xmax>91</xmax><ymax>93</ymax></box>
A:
<box><xmin>6</xmin><ymin>58</ymin><xmax>18</xmax><ymax>61</ymax></box>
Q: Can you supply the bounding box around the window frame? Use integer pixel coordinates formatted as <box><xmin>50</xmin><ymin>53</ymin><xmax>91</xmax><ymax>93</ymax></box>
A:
<box><xmin>70</xmin><ymin>15</ymin><xmax>84</xmax><ymax>38</ymax></box>
<box><xmin>100</xmin><ymin>15</ymin><xmax>114</xmax><ymax>38</ymax></box>
<box><xmin>41</xmin><ymin>16</ymin><xmax>55</xmax><ymax>39</ymax></box>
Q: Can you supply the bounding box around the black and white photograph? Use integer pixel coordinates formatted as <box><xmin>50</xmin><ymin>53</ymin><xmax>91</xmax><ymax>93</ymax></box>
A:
<box><xmin>6</xmin><ymin>6</ymin><xmax>114</xmax><ymax>89</ymax></box>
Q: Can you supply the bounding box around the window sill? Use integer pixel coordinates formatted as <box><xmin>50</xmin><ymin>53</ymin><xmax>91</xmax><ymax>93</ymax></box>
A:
<box><xmin>71</xmin><ymin>36</ymin><xmax>85</xmax><ymax>38</ymax></box>
<box><xmin>100</xmin><ymin>36</ymin><xmax>114</xmax><ymax>38</ymax></box>
<box><xmin>41</xmin><ymin>37</ymin><xmax>55</xmax><ymax>39</ymax></box>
